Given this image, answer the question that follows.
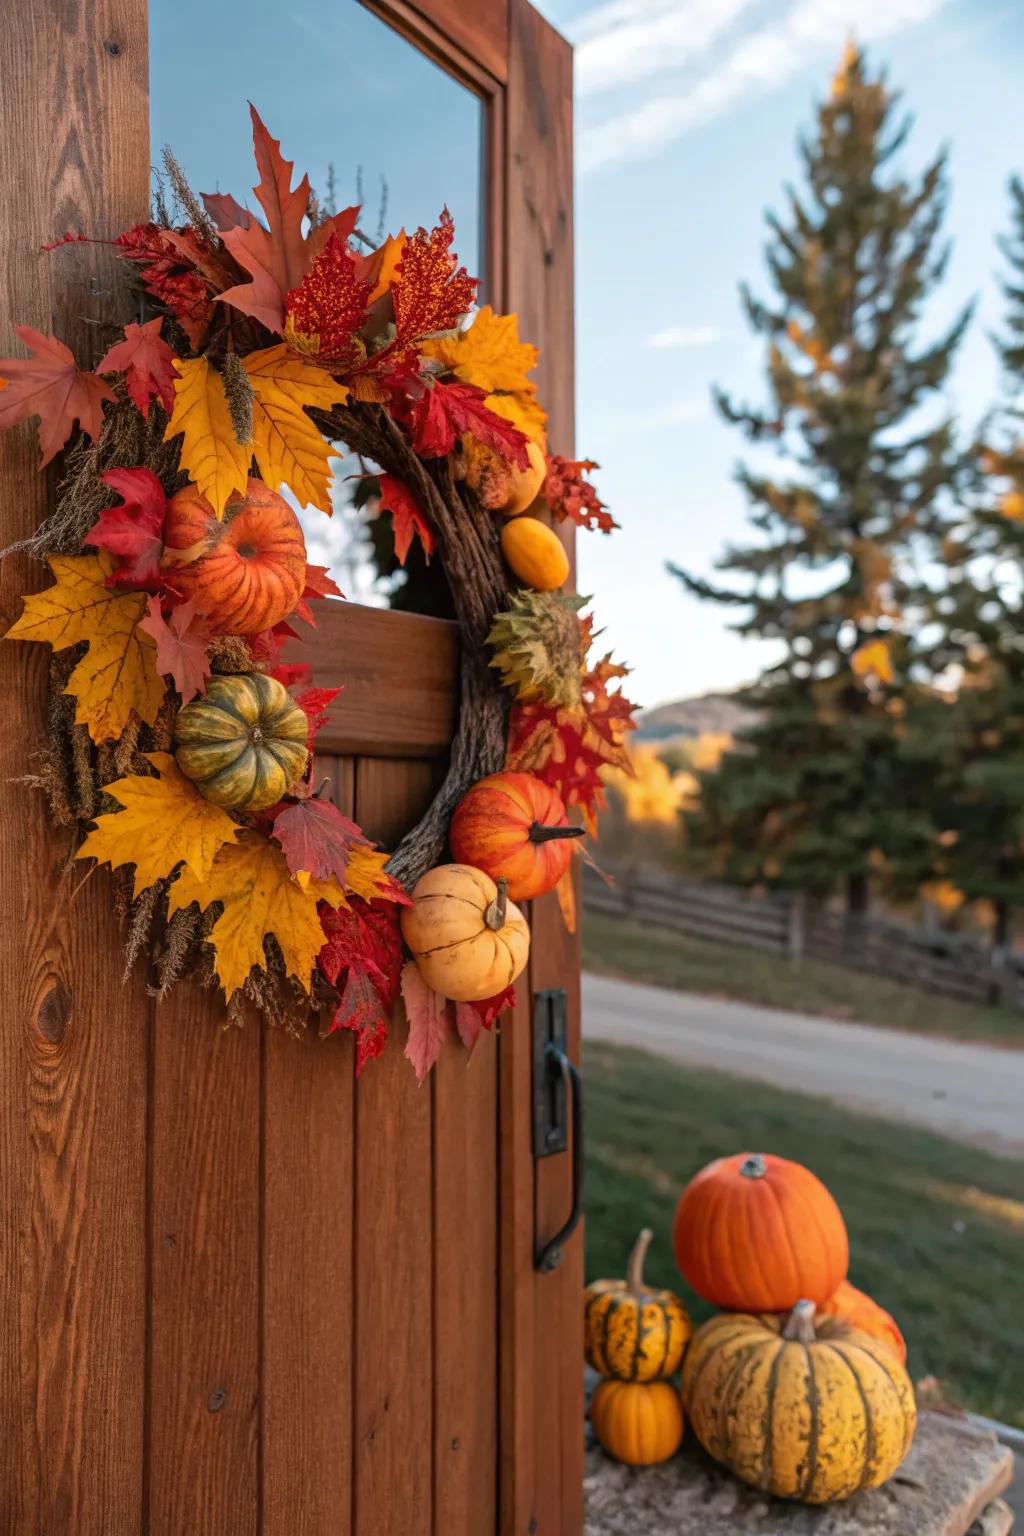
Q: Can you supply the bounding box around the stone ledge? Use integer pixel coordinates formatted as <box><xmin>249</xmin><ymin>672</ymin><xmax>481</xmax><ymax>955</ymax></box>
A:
<box><xmin>585</xmin><ymin>1410</ymin><xmax>1014</xmax><ymax>1536</ymax></box>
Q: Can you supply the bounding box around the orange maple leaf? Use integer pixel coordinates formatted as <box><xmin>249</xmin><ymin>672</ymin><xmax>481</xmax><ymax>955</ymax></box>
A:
<box><xmin>0</xmin><ymin>326</ymin><xmax>115</xmax><ymax>466</ymax></box>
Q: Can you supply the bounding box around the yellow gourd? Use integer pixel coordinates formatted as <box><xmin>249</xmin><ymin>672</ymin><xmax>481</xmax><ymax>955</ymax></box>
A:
<box><xmin>590</xmin><ymin>1379</ymin><xmax>684</xmax><ymax>1466</ymax></box>
<box><xmin>500</xmin><ymin>516</ymin><xmax>569</xmax><ymax>591</ymax></box>
<box><xmin>584</xmin><ymin>1229</ymin><xmax>692</xmax><ymax>1382</ymax></box>
<box><xmin>502</xmin><ymin>438</ymin><xmax>547</xmax><ymax>516</ymax></box>
<box><xmin>400</xmin><ymin>863</ymin><xmax>530</xmax><ymax>1002</ymax></box>
<box><xmin>681</xmin><ymin>1301</ymin><xmax>916</xmax><ymax>1503</ymax></box>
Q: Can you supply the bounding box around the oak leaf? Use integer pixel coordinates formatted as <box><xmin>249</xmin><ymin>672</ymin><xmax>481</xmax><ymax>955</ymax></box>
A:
<box><xmin>215</xmin><ymin>107</ymin><xmax>359</xmax><ymax>333</ymax></box>
<box><xmin>96</xmin><ymin>318</ymin><xmax>176</xmax><ymax>417</ymax></box>
<box><xmin>167</xmin><ymin>830</ymin><xmax>328</xmax><ymax>998</ymax></box>
<box><xmin>543</xmin><ymin>455</ymin><xmax>616</xmax><ymax>534</ymax></box>
<box><xmin>84</xmin><ymin>467</ymin><xmax>167</xmax><ymax>590</ymax></box>
<box><xmin>164</xmin><ymin>357</ymin><xmax>250</xmax><ymax>517</ymax></box>
<box><xmin>0</xmin><ymin>326</ymin><xmax>115</xmax><ymax>466</ymax></box>
<box><xmin>77</xmin><ymin>751</ymin><xmax>238</xmax><ymax>897</ymax></box>
<box><xmin>270</xmin><ymin>795</ymin><xmax>369</xmax><ymax>882</ymax></box>
<box><xmin>377</xmin><ymin>474</ymin><xmax>434</xmax><ymax>565</ymax></box>
<box><xmin>243</xmin><ymin>343</ymin><xmax>348</xmax><ymax>514</ymax></box>
<box><xmin>6</xmin><ymin>551</ymin><xmax>164</xmax><ymax>741</ymax></box>
<box><xmin>401</xmin><ymin>960</ymin><xmax>451</xmax><ymax>1081</ymax></box>
<box><xmin>423</xmin><ymin>306</ymin><xmax>538</xmax><ymax>395</ymax></box>
<box><xmin>138</xmin><ymin>596</ymin><xmax>213</xmax><ymax>703</ymax></box>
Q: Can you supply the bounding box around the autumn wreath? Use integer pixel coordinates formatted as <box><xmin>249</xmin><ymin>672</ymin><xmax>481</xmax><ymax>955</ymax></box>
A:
<box><xmin>0</xmin><ymin>109</ymin><xmax>635</xmax><ymax>1079</ymax></box>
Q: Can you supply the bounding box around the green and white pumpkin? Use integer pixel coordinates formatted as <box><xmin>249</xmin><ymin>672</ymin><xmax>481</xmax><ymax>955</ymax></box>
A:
<box><xmin>174</xmin><ymin>673</ymin><xmax>309</xmax><ymax>812</ymax></box>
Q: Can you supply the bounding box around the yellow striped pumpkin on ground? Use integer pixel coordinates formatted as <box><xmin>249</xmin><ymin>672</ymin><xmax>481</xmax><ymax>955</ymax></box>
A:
<box><xmin>681</xmin><ymin>1300</ymin><xmax>916</xmax><ymax>1503</ymax></box>
<box><xmin>174</xmin><ymin>672</ymin><xmax>309</xmax><ymax>812</ymax></box>
<box><xmin>584</xmin><ymin>1228</ymin><xmax>692</xmax><ymax>1382</ymax></box>
<box><xmin>590</xmin><ymin>1378</ymin><xmax>685</xmax><ymax>1466</ymax></box>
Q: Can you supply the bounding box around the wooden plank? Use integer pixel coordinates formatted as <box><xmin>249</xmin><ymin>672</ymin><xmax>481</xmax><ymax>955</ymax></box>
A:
<box><xmin>0</xmin><ymin>4</ymin><xmax>151</xmax><ymax>1529</ymax></box>
<box><xmin>351</xmin><ymin>758</ymin><xmax>438</xmax><ymax>1536</ymax></box>
<box><xmin>146</xmin><ymin>1002</ymin><xmax>261</xmax><ymax>1535</ymax></box>
<box><xmin>282</xmin><ymin>604</ymin><xmax>457</xmax><ymax>760</ymax></box>
<box><xmin>368</xmin><ymin>0</ymin><xmax>511</xmax><ymax>86</ymax></box>
<box><xmin>433</xmin><ymin>1020</ymin><xmax>499</xmax><ymax>1531</ymax></box>
<box><xmin>261</xmin><ymin>756</ymin><xmax>356</xmax><ymax>1536</ymax></box>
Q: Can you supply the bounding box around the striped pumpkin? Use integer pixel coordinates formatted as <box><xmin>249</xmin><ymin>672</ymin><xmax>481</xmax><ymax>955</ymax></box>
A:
<box><xmin>174</xmin><ymin>672</ymin><xmax>309</xmax><ymax>812</ymax></box>
<box><xmin>584</xmin><ymin>1229</ymin><xmax>692</xmax><ymax>1382</ymax></box>
<box><xmin>162</xmin><ymin>478</ymin><xmax>307</xmax><ymax>635</ymax></box>
<box><xmin>681</xmin><ymin>1301</ymin><xmax>916</xmax><ymax>1503</ymax></box>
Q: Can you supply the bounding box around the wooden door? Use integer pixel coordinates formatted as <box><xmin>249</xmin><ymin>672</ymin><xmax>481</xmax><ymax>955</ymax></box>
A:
<box><xmin>0</xmin><ymin>3</ymin><xmax>580</xmax><ymax>1533</ymax></box>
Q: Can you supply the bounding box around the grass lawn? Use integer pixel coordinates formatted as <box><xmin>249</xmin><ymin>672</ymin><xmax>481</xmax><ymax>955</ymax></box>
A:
<box><xmin>584</xmin><ymin>1040</ymin><xmax>1024</xmax><ymax>1428</ymax></box>
<box><xmin>582</xmin><ymin>909</ymin><xmax>1024</xmax><ymax>1047</ymax></box>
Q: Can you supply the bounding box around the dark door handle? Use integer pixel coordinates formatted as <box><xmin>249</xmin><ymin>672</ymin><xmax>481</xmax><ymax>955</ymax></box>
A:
<box><xmin>534</xmin><ymin>1042</ymin><xmax>584</xmax><ymax>1273</ymax></box>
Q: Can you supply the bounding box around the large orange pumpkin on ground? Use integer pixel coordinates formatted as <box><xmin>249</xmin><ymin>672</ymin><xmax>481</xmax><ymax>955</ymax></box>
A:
<box><xmin>162</xmin><ymin>477</ymin><xmax>307</xmax><ymax>634</ymax></box>
<box><xmin>672</xmin><ymin>1152</ymin><xmax>848</xmax><ymax>1312</ymax></box>
<box><xmin>449</xmin><ymin>771</ymin><xmax>583</xmax><ymax>901</ymax></box>
<box><xmin>820</xmin><ymin>1279</ymin><xmax>907</xmax><ymax>1364</ymax></box>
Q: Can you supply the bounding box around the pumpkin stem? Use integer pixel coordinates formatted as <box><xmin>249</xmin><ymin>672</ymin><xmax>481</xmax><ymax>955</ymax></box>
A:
<box><xmin>740</xmin><ymin>1154</ymin><xmax>767</xmax><ymax>1180</ymax></box>
<box><xmin>782</xmin><ymin>1300</ymin><xmax>817</xmax><ymax>1343</ymax></box>
<box><xmin>626</xmin><ymin>1228</ymin><xmax>653</xmax><ymax>1293</ymax></box>
<box><xmin>528</xmin><ymin>821</ymin><xmax>586</xmax><ymax>845</ymax></box>
<box><xmin>485</xmin><ymin>876</ymin><xmax>509</xmax><ymax>931</ymax></box>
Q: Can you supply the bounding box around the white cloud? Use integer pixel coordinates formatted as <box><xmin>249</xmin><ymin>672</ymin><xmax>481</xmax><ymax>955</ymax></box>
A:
<box><xmin>573</xmin><ymin>0</ymin><xmax>757</xmax><ymax>97</ymax></box>
<box><xmin>648</xmin><ymin>324</ymin><xmax>721</xmax><ymax>349</ymax></box>
<box><xmin>579</xmin><ymin>0</ymin><xmax>949</xmax><ymax>172</ymax></box>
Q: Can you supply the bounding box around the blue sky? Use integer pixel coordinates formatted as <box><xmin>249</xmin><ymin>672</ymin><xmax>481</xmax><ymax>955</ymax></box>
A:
<box><xmin>536</xmin><ymin>0</ymin><xmax>1024</xmax><ymax>707</ymax></box>
<box><xmin>151</xmin><ymin>0</ymin><xmax>1024</xmax><ymax>710</ymax></box>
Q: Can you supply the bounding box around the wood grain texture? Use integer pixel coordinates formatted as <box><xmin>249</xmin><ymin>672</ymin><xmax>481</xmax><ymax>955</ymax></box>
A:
<box><xmin>351</xmin><ymin>758</ymin><xmax>440</xmax><ymax>1536</ymax></box>
<box><xmin>282</xmin><ymin>603</ymin><xmax>457</xmax><ymax>759</ymax></box>
<box><xmin>368</xmin><ymin>0</ymin><xmax>511</xmax><ymax>85</ymax></box>
<box><xmin>146</xmin><ymin>1002</ymin><xmax>261</xmax><ymax>1535</ymax></box>
<box><xmin>0</xmin><ymin>4</ymin><xmax>151</xmax><ymax>1530</ymax></box>
<box><xmin>261</xmin><ymin>756</ymin><xmax>356</xmax><ymax>1536</ymax></box>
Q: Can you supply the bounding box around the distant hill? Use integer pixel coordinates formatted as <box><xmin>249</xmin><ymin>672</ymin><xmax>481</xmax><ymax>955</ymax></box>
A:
<box><xmin>635</xmin><ymin>691</ymin><xmax>757</xmax><ymax>743</ymax></box>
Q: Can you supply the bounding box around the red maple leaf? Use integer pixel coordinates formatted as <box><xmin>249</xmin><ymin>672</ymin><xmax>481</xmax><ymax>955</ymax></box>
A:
<box><xmin>544</xmin><ymin>455</ymin><xmax>617</xmax><ymax>534</ymax></box>
<box><xmin>284</xmin><ymin>233</ymin><xmax>372</xmax><ymax>366</ymax></box>
<box><xmin>96</xmin><ymin>318</ymin><xmax>176</xmax><ymax>417</ymax></box>
<box><xmin>377</xmin><ymin>473</ymin><xmax>434</xmax><ymax>565</ymax></box>
<box><xmin>318</xmin><ymin>898</ymin><xmax>404</xmax><ymax>1072</ymax></box>
<box><xmin>293</xmin><ymin>685</ymin><xmax>342</xmax><ymax>747</ymax></box>
<box><xmin>214</xmin><ymin>107</ymin><xmax>359</xmax><ymax>333</ymax></box>
<box><xmin>270</xmin><ymin>794</ymin><xmax>369</xmax><ymax>882</ymax></box>
<box><xmin>84</xmin><ymin>467</ymin><xmax>168</xmax><ymax>589</ymax></box>
<box><xmin>138</xmin><ymin>596</ymin><xmax>213</xmax><ymax>704</ymax></box>
<box><xmin>400</xmin><ymin>961</ymin><xmax>452</xmax><ymax>1081</ymax></box>
<box><xmin>453</xmin><ymin>984</ymin><xmax>516</xmax><ymax>1052</ymax></box>
<box><xmin>291</xmin><ymin>562</ymin><xmax>343</xmax><ymax>627</ymax></box>
<box><xmin>0</xmin><ymin>326</ymin><xmax>114</xmax><ymax>466</ymax></box>
<box><xmin>408</xmin><ymin>380</ymin><xmax>529</xmax><ymax>468</ymax></box>
<box><xmin>391</xmin><ymin>210</ymin><xmax>477</xmax><ymax>353</ymax></box>
<box><xmin>115</xmin><ymin>224</ymin><xmax>215</xmax><ymax>349</ymax></box>
<box><xmin>269</xmin><ymin>661</ymin><xmax>312</xmax><ymax>691</ymax></box>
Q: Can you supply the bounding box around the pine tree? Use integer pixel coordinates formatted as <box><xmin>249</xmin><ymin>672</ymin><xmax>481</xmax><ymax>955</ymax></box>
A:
<box><xmin>673</xmin><ymin>43</ymin><xmax>971</xmax><ymax>912</ymax></box>
<box><xmin>912</xmin><ymin>175</ymin><xmax>1024</xmax><ymax>945</ymax></box>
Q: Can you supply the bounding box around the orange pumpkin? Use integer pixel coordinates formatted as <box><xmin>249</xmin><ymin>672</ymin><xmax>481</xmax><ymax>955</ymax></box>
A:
<box><xmin>401</xmin><ymin>864</ymin><xmax>530</xmax><ymax>1002</ymax></box>
<box><xmin>449</xmin><ymin>772</ymin><xmax>583</xmax><ymax>901</ymax></box>
<box><xmin>502</xmin><ymin>438</ymin><xmax>547</xmax><ymax>517</ymax></box>
<box><xmin>162</xmin><ymin>477</ymin><xmax>307</xmax><ymax>634</ymax></box>
<box><xmin>672</xmin><ymin>1152</ymin><xmax>848</xmax><ymax>1312</ymax></box>
<box><xmin>820</xmin><ymin>1280</ymin><xmax>907</xmax><ymax>1364</ymax></box>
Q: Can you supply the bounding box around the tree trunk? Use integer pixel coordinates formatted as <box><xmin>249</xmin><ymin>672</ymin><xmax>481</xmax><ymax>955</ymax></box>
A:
<box><xmin>846</xmin><ymin>870</ymin><xmax>869</xmax><ymax>915</ymax></box>
<box><xmin>994</xmin><ymin>897</ymin><xmax>1011</xmax><ymax>950</ymax></box>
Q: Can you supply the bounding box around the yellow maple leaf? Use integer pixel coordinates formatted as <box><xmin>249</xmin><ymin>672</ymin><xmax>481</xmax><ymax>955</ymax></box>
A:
<box><xmin>6</xmin><ymin>550</ymin><xmax>163</xmax><ymax>741</ymax></box>
<box><xmin>243</xmin><ymin>343</ymin><xmax>348</xmax><ymax>514</ymax></box>
<box><xmin>851</xmin><ymin>637</ymin><xmax>894</xmax><ymax>685</ymax></box>
<box><xmin>77</xmin><ymin>752</ymin><xmax>239</xmax><ymax>897</ymax></box>
<box><xmin>167</xmin><ymin>830</ymin><xmax>327</xmax><ymax>999</ymax></box>
<box><xmin>485</xmin><ymin>389</ymin><xmax>548</xmax><ymax>446</ymax></box>
<box><xmin>367</xmin><ymin>229</ymin><xmax>406</xmax><ymax>304</ymax></box>
<box><xmin>295</xmin><ymin>844</ymin><xmax>397</xmax><ymax>907</ymax></box>
<box><xmin>164</xmin><ymin>357</ymin><xmax>250</xmax><ymax>518</ymax></box>
<box><xmin>423</xmin><ymin>305</ymin><xmax>538</xmax><ymax>395</ymax></box>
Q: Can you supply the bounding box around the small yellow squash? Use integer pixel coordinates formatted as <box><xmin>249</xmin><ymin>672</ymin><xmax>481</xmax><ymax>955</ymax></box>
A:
<box><xmin>584</xmin><ymin>1229</ymin><xmax>692</xmax><ymax>1382</ymax></box>
<box><xmin>500</xmin><ymin>515</ymin><xmax>569</xmax><ymax>592</ymax></box>
<box><xmin>400</xmin><ymin>864</ymin><xmax>530</xmax><ymax>1002</ymax></box>
<box><xmin>502</xmin><ymin>438</ymin><xmax>547</xmax><ymax>516</ymax></box>
<box><xmin>681</xmin><ymin>1300</ymin><xmax>916</xmax><ymax>1503</ymax></box>
<box><xmin>590</xmin><ymin>1379</ymin><xmax>684</xmax><ymax>1466</ymax></box>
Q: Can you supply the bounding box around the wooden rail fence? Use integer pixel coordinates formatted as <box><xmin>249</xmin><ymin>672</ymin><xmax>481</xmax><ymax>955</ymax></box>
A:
<box><xmin>583</xmin><ymin>865</ymin><xmax>1024</xmax><ymax>1010</ymax></box>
